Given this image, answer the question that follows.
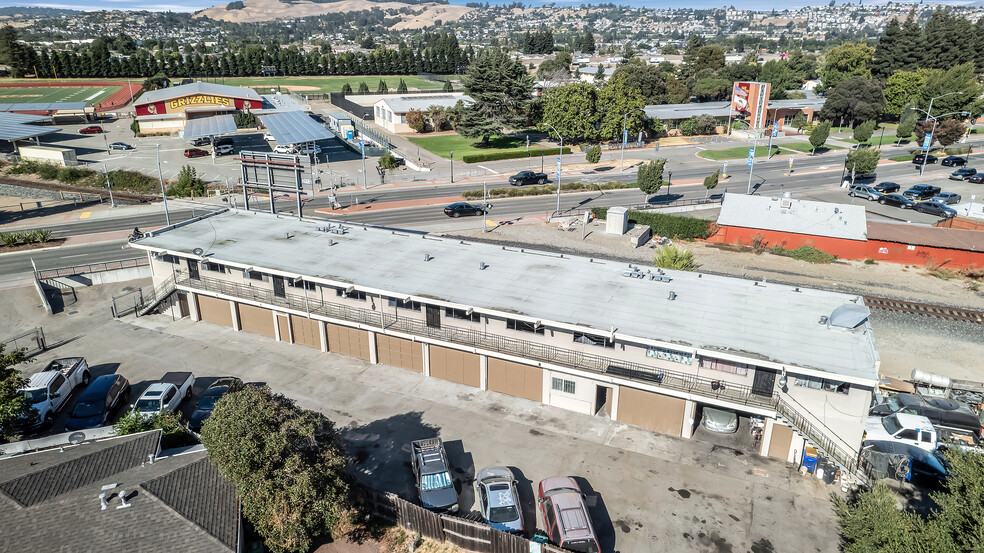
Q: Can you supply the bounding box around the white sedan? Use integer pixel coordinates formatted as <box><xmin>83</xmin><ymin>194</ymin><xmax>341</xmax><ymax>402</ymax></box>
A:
<box><xmin>296</xmin><ymin>145</ymin><xmax>322</xmax><ymax>155</ymax></box>
<box><xmin>273</xmin><ymin>144</ymin><xmax>295</xmax><ymax>154</ymax></box>
<box><xmin>263</xmin><ymin>133</ymin><xmax>275</xmax><ymax>141</ymax></box>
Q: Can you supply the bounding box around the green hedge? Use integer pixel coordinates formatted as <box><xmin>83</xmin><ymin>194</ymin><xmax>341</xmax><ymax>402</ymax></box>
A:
<box><xmin>462</xmin><ymin>181</ymin><xmax>633</xmax><ymax>200</ymax></box>
<box><xmin>461</xmin><ymin>147</ymin><xmax>571</xmax><ymax>163</ymax></box>
<box><xmin>591</xmin><ymin>207</ymin><xmax>712</xmax><ymax>240</ymax></box>
<box><xmin>108</xmin><ymin>169</ymin><xmax>160</xmax><ymax>193</ymax></box>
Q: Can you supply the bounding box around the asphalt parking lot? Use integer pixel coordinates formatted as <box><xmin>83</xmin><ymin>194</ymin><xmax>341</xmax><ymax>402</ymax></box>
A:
<box><xmin>3</xmin><ymin>281</ymin><xmax>841</xmax><ymax>553</ymax></box>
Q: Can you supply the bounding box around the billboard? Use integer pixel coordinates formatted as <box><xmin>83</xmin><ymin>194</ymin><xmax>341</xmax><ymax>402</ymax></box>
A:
<box><xmin>732</xmin><ymin>82</ymin><xmax>751</xmax><ymax>114</ymax></box>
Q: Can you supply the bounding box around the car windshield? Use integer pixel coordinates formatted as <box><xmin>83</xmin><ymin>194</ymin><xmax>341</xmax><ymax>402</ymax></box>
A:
<box><xmin>488</xmin><ymin>505</ymin><xmax>519</xmax><ymax>523</ymax></box>
<box><xmin>135</xmin><ymin>398</ymin><xmax>160</xmax><ymax>412</ymax></box>
<box><xmin>22</xmin><ymin>388</ymin><xmax>47</xmax><ymax>404</ymax></box>
<box><xmin>421</xmin><ymin>471</ymin><xmax>453</xmax><ymax>491</ymax></box>
<box><xmin>198</xmin><ymin>395</ymin><xmax>221</xmax><ymax>410</ymax></box>
<box><xmin>72</xmin><ymin>400</ymin><xmax>105</xmax><ymax>418</ymax></box>
<box><xmin>882</xmin><ymin>415</ymin><xmax>903</xmax><ymax>435</ymax></box>
<box><xmin>885</xmin><ymin>397</ymin><xmax>901</xmax><ymax>413</ymax></box>
<box><xmin>565</xmin><ymin>540</ymin><xmax>599</xmax><ymax>553</ymax></box>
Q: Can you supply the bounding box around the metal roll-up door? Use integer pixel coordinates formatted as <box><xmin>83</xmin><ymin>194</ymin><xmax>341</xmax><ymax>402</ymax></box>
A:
<box><xmin>375</xmin><ymin>335</ymin><xmax>423</xmax><ymax>372</ymax></box>
<box><xmin>289</xmin><ymin>314</ymin><xmax>321</xmax><ymax>349</ymax></box>
<box><xmin>325</xmin><ymin>323</ymin><xmax>371</xmax><ymax>361</ymax></box>
<box><xmin>428</xmin><ymin>346</ymin><xmax>480</xmax><ymax>387</ymax></box>
<box><xmin>487</xmin><ymin>358</ymin><xmax>543</xmax><ymax>402</ymax></box>
<box><xmin>196</xmin><ymin>295</ymin><xmax>233</xmax><ymax>327</ymax></box>
<box><xmin>616</xmin><ymin>387</ymin><xmax>686</xmax><ymax>436</ymax></box>
<box><xmin>238</xmin><ymin>303</ymin><xmax>275</xmax><ymax>338</ymax></box>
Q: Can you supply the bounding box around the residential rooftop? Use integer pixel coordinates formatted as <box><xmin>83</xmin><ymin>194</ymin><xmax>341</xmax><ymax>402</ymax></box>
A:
<box><xmin>133</xmin><ymin>210</ymin><xmax>880</xmax><ymax>383</ymax></box>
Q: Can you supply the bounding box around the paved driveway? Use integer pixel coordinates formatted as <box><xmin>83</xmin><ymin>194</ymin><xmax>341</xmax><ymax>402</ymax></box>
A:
<box><xmin>2</xmin><ymin>282</ymin><xmax>840</xmax><ymax>553</ymax></box>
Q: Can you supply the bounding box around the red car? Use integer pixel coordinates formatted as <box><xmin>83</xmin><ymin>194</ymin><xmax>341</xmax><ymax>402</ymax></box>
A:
<box><xmin>78</xmin><ymin>125</ymin><xmax>104</xmax><ymax>134</ymax></box>
<box><xmin>184</xmin><ymin>148</ymin><xmax>208</xmax><ymax>158</ymax></box>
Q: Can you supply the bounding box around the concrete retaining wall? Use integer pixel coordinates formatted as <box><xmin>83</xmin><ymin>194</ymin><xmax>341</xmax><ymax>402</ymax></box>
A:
<box><xmin>0</xmin><ymin>182</ymin><xmax>97</xmax><ymax>201</ymax></box>
<box><xmin>50</xmin><ymin>265</ymin><xmax>151</xmax><ymax>287</ymax></box>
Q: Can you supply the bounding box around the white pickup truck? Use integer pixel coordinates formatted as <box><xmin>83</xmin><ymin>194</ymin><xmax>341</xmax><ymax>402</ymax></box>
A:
<box><xmin>18</xmin><ymin>357</ymin><xmax>90</xmax><ymax>430</ymax></box>
<box><xmin>132</xmin><ymin>372</ymin><xmax>195</xmax><ymax>420</ymax></box>
<box><xmin>864</xmin><ymin>413</ymin><xmax>938</xmax><ymax>452</ymax></box>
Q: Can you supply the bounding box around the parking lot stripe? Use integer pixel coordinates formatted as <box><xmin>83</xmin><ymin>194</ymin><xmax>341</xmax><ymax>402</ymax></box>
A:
<box><xmin>78</xmin><ymin>212</ymin><xmax>91</xmax><ymax>219</ymax></box>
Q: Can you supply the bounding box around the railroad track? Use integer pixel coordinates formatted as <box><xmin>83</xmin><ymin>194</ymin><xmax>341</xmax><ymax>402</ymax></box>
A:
<box><xmin>864</xmin><ymin>295</ymin><xmax>984</xmax><ymax>324</ymax></box>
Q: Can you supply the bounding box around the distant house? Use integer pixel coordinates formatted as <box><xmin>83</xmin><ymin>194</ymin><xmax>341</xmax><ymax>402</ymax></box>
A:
<box><xmin>372</xmin><ymin>93</ymin><xmax>471</xmax><ymax>133</ymax></box>
<box><xmin>0</xmin><ymin>430</ymin><xmax>243</xmax><ymax>553</ymax></box>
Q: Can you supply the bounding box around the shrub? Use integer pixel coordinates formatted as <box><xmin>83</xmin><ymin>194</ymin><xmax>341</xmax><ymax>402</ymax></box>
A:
<box><xmin>114</xmin><ymin>410</ymin><xmax>197</xmax><ymax>450</ymax></box>
<box><xmin>167</xmin><ymin>165</ymin><xmax>208</xmax><ymax>197</ymax></box>
<box><xmin>378</xmin><ymin>152</ymin><xmax>398</xmax><ymax>170</ymax></box>
<box><xmin>585</xmin><ymin>144</ymin><xmax>601</xmax><ymax>164</ymax></box>
<box><xmin>864</xmin><ymin>258</ymin><xmax>876</xmax><ymax>265</ymax></box>
<box><xmin>57</xmin><ymin>166</ymin><xmax>94</xmax><ymax>184</ymax></box>
<box><xmin>460</xmin><ymin>147</ymin><xmax>571</xmax><ymax>163</ymax></box>
<box><xmin>771</xmin><ymin>245</ymin><xmax>836</xmax><ymax>264</ymax></box>
<box><xmin>653</xmin><ymin>245</ymin><xmax>701</xmax><ymax>271</ymax></box>
<box><xmin>1</xmin><ymin>232</ymin><xmax>22</xmax><ymax>246</ymax></box>
<box><xmin>37</xmin><ymin>163</ymin><xmax>60</xmax><ymax>180</ymax></box>
<box><xmin>405</xmin><ymin>109</ymin><xmax>428</xmax><ymax>133</ymax></box>
<box><xmin>109</xmin><ymin>170</ymin><xmax>158</xmax><ymax>193</ymax></box>
<box><xmin>234</xmin><ymin>111</ymin><xmax>256</xmax><ymax>128</ymax></box>
<box><xmin>462</xmin><ymin>180</ymin><xmax>632</xmax><ymax>200</ymax></box>
<box><xmin>591</xmin><ymin>207</ymin><xmax>712</xmax><ymax>240</ymax></box>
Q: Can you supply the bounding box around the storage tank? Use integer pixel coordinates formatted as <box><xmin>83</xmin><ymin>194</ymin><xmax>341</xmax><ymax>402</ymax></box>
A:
<box><xmin>910</xmin><ymin>369</ymin><xmax>951</xmax><ymax>389</ymax></box>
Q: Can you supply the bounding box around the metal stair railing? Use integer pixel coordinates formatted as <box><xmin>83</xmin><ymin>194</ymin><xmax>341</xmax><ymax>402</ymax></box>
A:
<box><xmin>136</xmin><ymin>275</ymin><xmax>178</xmax><ymax>317</ymax></box>
<box><xmin>774</xmin><ymin>395</ymin><xmax>867</xmax><ymax>484</ymax></box>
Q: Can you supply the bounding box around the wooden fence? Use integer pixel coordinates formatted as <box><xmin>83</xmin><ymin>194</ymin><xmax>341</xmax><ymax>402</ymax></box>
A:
<box><xmin>363</xmin><ymin>488</ymin><xmax>567</xmax><ymax>553</ymax></box>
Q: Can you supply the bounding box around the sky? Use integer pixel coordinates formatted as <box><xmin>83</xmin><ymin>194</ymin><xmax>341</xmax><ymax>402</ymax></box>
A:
<box><xmin>0</xmin><ymin>0</ymin><xmax>974</xmax><ymax>14</ymax></box>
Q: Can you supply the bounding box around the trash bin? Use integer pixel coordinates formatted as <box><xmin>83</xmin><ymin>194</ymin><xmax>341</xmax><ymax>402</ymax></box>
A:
<box><xmin>802</xmin><ymin>446</ymin><xmax>819</xmax><ymax>473</ymax></box>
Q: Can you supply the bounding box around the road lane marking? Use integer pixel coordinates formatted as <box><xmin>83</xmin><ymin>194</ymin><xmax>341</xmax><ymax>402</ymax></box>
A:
<box><xmin>60</xmin><ymin>253</ymin><xmax>88</xmax><ymax>259</ymax></box>
<box><xmin>478</xmin><ymin>165</ymin><xmax>499</xmax><ymax>174</ymax></box>
<box><xmin>78</xmin><ymin>212</ymin><xmax>91</xmax><ymax>219</ymax></box>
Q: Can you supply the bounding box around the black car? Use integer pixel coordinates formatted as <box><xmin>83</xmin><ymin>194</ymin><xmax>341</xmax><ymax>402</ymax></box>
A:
<box><xmin>508</xmin><ymin>170</ymin><xmax>548</xmax><ymax>186</ymax></box>
<box><xmin>189</xmin><ymin>377</ymin><xmax>244</xmax><ymax>432</ymax></box>
<box><xmin>912</xmin><ymin>153</ymin><xmax>938</xmax><ymax>165</ymax></box>
<box><xmin>968</xmin><ymin>173</ymin><xmax>984</xmax><ymax>184</ymax></box>
<box><xmin>65</xmin><ymin>374</ymin><xmax>130</xmax><ymax>431</ymax></box>
<box><xmin>914</xmin><ymin>201</ymin><xmax>957</xmax><ymax>218</ymax></box>
<box><xmin>213</xmin><ymin>136</ymin><xmax>234</xmax><ymax>147</ymax></box>
<box><xmin>444</xmin><ymin>202</ymin><xmax>486</xmax><ymax>217</ymax></box>
<box><xmin>903</xmin><ymin>184</ymin><xmax>942</xmax><ymax>200</ymax></box>
<box><xmin>108</xmin><ymin>142</ymin><xmax>134</xmax><ymax>151</ymax></box>
<box><xmin>878</xmin><ymin>194</ymin><xmax>916</xmax><ymax>209</ymax></box>
<box><xmin>941</xmin><ymin>156</ymin><xmax>968</xmax><ymax>167</ymax></box>
<box><xmin>873</xmin><ymin>182</ymin><xmax>901</xmax><ymax>194</ymax></box>
<box><xmin>189</xmin><ymin>137</ymin><xmax>211</xmax><ymax>147</ymax></box>
<box><xmin>870</xmin><ymin>393</ymin><xmax>983</xmax><ymax>437</ymax></box>
<box><xmin>949</xmin><ymin>167</ymin><xmax>977</xmax><ymax>180</ymax></box>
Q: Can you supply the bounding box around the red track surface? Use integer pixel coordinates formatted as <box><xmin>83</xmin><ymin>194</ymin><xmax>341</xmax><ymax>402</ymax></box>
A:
<box><xmin>0</xmin><ymin>81</ymin><xmax>143</xmax><ymax>111</ymax></box>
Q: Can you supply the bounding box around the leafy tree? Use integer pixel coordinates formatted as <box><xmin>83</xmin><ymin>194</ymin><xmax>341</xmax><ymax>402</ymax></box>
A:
<box><xmin>130</xmin><ymin>119</ymin><xmax>140</xmax><ymax>137</ymax></box>
<box><xmin>541</xmin><ymin>83</ymin><xmax>597</xmax><ymax>143</ymax></box>
<box><xmin>584</xmin><ymin>145</ymin><xmax>601</xmax><ymax>164</ymax></box>
<box><xmin>786</xmin><ymin>48</ymin><xmax>819</xmax><ymax>82</ymax></box>
<box><xmin>357</xmin><ymin>81</ymin><xmax>369</xmax><ymax>93</ymax></box>
<box><xmin>167</xmin><ymin>165</ymin><xmax>207</xmax><ymax>197</ymax></box>
<box><xmin>820</xmin><ymin>77</ymin><xmax>886</xmax><ymax>127</ymax></box>
<box><xmin>884</xmin><ymin>71</ymin><xmax>925</xmax><ymax>118</ymax></box>
<box><xmin>691</xmin><ymin>78</ymin><xmax>731</xmax><ymax>101</ymax></box>
<box><xmin>845</xmin><ymin>147</ymin><xmax>881</xmax><ymax>175</ymax></box>
<box><xmin>537</xmin><ymin>51</ymin><xmax>573</xmax><ymax>81</ymax></box>
<box><xmin>833</xmin><ymin>483</ymin><xmax>918</xmax><ymax>553</ymax></box>
<box><xmin>201</xmin><ymin>385</ymin><xmax>350</xmax><ymax>553</ymax></box>
<box><xmin>819</xmin><ymin>42</ymin><xmax>874</xmax><ymax>92</ymax></box>
<box><xmin>871</xmin><ymin>18</ymin><xmax>907</xmax><ymax>79</ymax></box>
<box><xmin>595</xmin><ymin>73</ymin><xmax>646</xmax><ymax>142</ymax></box>
<box><xmin>922</xmin><ymin>449</ymin><xmax>984</xmax><ymax>551</ymax></box>
<box><xmin>234</xmin><ymin>111</ymin><xmax>256</xmax><ymax>128</ymax></box>
<box><xmin>446</xmin><ymin>100</ymin><xmax>465</xmax><ymax>130</ymax></box>
<box><xmin>443</xmin><ymin>80</ymin><xmax>453</xmax><ymax>92</ymax></box>
<box><xmin>611</xmin><ymin>58</ymin><xmax>668</xmax><ymax>104</ymax></box>
<box><xmin>703</xmin><ymin>169</ymin><xmax>719</xmax><ymax>198</ymax></box>
<box><xmin>0</xmin><ymin>344</ymin><xmax>29</xmax><ymax>441</ymax></box>
<box><xmin>457</xmin><ymin>49</ymin><xmax>533</xmax><ymax>146</ymax></box>
<box><xmin>376</xmin><ymin>79</ymin><xmax>387</xmax><ymax>93</ymax></box>
<box><xmin>680</xmin><ymin>114</ymin><xmax>718</xmax><ymax>136</ymax></box>
<box><xmin>427</xmin><ymin>105</ymin><xmax>447</xmax><ymax>131</ymax></box>
<box><xmin>660</xmin><ymin>43</ymin><xmax>679</xmax><ymax>55</ymax></box>
<box><xmin>378</xmin><ymin>152</ymin><xmax>398</xmax><ymax>170</ymax></box>
<box><xmin>114</xmin><ymin>409</ymin><xmax>194</xmax><ymax>449</ymax></box>
<box><xmin>653</xmin><ymin>245</ymin><xmax>701</xmax><ymax>271</ymax></box>
<box><xmin>895</xmin><ymin>111</ymin><xmax>917</xmax><ymax>144</ymax></box>
<box><xmin>405</xmin><ymin>108</ymin><xmax>427</xmax><ymax>133</ymax></box>
<box><xmin>664</xmin><ymin>74</ymin><xmax>690</xmax><ymax>104</ymax></box>
<box><xmin>918</xmin><ymin>63</ymin><xmax>982</xmax><ymax>116</ymax></box>
<box><xmin>638</xmin><ymin>158</ymin><xmax>666</xmax><ymax>196</ymax></box>
<box><xmin>915</xmin><ymin>118</ymin><xmax>965</xmax><ymax>148</ymax></box>
<box><xmin>396</xmin><ymin>79</ymin><xmax>408</xmax><ymax>93</ymax></box>
<box><xmin>141</xmin><ymin>73</ymin><xmax>170</xmax><ymax>92</ymax></box>
<box><xmin>359</xmin><ymin>34</ymin><xmax>375</xmax><ymax>50</ymax></box>
<box><xmin>809</xmin><ymin>120</ymin><xmax>831</xmax><ymax>154</ymax></box>
<box><xmin>853</xmin><ymin>120</ymin><xmax>876</xmax><ymax>143</ymax></box>
<box><xmin>759</xmin><ymin>60</ymin><xmax>793</xmax><ymax>100</ymax></box>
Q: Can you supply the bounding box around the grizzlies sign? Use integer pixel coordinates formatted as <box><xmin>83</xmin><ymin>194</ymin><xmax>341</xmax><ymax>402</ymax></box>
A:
<box><xmin>169</xmin><ymin>95</ymin><xmax>233</xmax><ymax>109</ymax></box>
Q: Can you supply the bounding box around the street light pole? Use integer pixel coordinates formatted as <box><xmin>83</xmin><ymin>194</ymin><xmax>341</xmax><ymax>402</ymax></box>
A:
<box><xmin>450</xmin><ymin>150</ymin><xmax>454</xmax><ymax>183</ymax></box>
<box><xmin>920</xmin><ymin>92</ymin><xmax>963</xmax><ymax>177</ymax></box>
<box><xmin>543</xmin><ymin>123</ymin><xmax>564</xmax><ymax>214</ymax></box>
<box><xmin>156</xmin><ymin>144</ymin><xmax>171</xmax><ymax>226</ymax></box>
<box><xmin>620</xmin><ymin>112</ymin><xmax>628</xmax><ymax>172</ymax></box>
<box><xmin>747</xmin><ymin>128</ymin><xmax>758</xmax><ymax>195</ymax></box>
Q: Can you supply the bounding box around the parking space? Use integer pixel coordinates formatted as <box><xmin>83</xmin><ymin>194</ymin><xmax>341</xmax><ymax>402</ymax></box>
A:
<box><xmin>691</xmin><ymin>408</ymin><xmax>761</xmax><ymax>456</ymax></box>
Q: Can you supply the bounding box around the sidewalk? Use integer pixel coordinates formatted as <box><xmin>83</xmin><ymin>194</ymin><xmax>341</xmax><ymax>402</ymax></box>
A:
<box><xmin>0</xmin><ymin>198</ymin><xmax>219</xmax><ymax>230</ymax></box>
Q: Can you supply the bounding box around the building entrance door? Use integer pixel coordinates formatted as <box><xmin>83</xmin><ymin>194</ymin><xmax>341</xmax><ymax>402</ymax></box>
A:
<box><xmin>594</xmin><ymin>385</ymin><xmax>613</xmax><ymax>416</ymax></box>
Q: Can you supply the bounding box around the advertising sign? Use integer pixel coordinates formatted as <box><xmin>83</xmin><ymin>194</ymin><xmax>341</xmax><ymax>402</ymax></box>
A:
<box><xmin>731</xmin><ymin>82</ymin><xmax>751</xmax><ymax>113</ymax></box>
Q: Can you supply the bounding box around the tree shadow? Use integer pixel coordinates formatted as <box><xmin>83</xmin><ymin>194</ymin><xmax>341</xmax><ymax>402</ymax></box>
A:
<box><xmin>508</xmin><ymin>465</ymin><xmax>537</xmax><ymax>538</ymax></box>
<box><xmin>444</xmin><ymin>439</ymin><xmax>476</xmax><ymax>512</ymax></box>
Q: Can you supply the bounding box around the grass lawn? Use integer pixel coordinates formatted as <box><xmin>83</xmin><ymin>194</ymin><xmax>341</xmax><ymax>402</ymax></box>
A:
<box><xmin>843</xmin><ymin>134</ymin><xmax>904</xmax><ymax>146</ymax></box>
<box><xmin>407</xmin><ymin>134</ymin><xmax>545</xmax><ymax>159</ymax></box>
<box><xmin>890</xmin><ymin>153</ymin><xmax>916</xmax><ymax>162</ymax></box>
<box><xmin>697</xmin><ymin>145</ymin><xmax>781</xmax><ymax>160</ymax></box>
<box><xmin>0</xmin><ymin>85</ymin><xmax>120</xmax><ymax>105</ymax></box>
<box><xmin>221</xmin><ymin>75</ymin><xmax>455</xmax><ymax>94</ymax></box>
<box><xmin>776</xmin><ymin>141</ymin><xmax>844</xmax><ymax>154</ymax></box>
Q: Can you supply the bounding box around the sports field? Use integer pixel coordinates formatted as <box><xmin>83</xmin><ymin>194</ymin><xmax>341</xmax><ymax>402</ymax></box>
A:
<box><xmin>0</xmin><ymin>85</ymin><xmax>121</xmax><ymax>105</ymax></box>
<box><xmin>221</xmin><ymin>75</ymin><xmax>457</xmax><ymax>93</ymax></box>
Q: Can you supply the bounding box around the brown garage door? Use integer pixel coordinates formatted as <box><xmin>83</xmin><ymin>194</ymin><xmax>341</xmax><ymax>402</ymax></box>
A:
<box><xmin>196</xmin><ymin>295</ymin><xmax>233</xmax><ymax>328</ymax></box>
<box><xmin>290</xmin><ymin>314</ymin><xmax>322</xmax><ymax>349</ymax></box>
<box><xmin>376</xmin><ymin>335</ymin><xmax>423</xmax><ymax>372</ymax></box>
<box><xmin>487</xmin><ymin>359</ymin><xmax>542</xmax><ymax>402</ymax></box>
<box><xmin>616</xmin><ymin>387</ymin><xmax>686</xmax><ymax>436</ymax></box>
<box><xmin>768</xmin><ymin>422</ymin><xmax>794</xmax><ymax>460</ymax></box>
<box><xmin>326</xmin><ymin>323</ymin><xmax>371</xmax><ymax>361</ymax></box>
<box><xmin>429</xmin><ymin>346</ymin><xmax>480</xmax><ymax>388</ymax></box>
<box><xmin>238</xmin><ymin>303</ymin><xmax>275</xmax><ymax>338</ymax></box>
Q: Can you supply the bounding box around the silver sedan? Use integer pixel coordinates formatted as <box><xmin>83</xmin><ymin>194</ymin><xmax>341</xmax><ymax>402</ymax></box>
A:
<box><xmin>474</xmin><ymin>466</ymin><xmax>524</xmax><ymax>534</ymax></box>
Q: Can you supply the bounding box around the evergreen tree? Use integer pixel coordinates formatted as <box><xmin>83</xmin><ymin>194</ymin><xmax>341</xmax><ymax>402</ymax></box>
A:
<box><xmin>443</xmin><ymin>80</ymin><xmax>453</xmax><ymax>92</ymax></box>
<box><xmin>638</xmin><ymin>158</ymin><xmax>667</xmax><ymax>196</ymax></box>
<box><xmin>457</xmin><ymin>50</ymin><xmax>533</xmax><ymax>145</ymax></box>
<box><xmin>341</xmin><ymin>83</ymin><xmax>353</xmax><ymax>95</ymax></box>
<box><xmin>396</xmin><ymin>79</ymin><xmax>408</xmax><ymax>93</ymax></box>
<box><xmin>809</xmin><ymin>120</ymin><xmax>832</xmax><ymax>154</ymax></box>
<box><xmin>358</xmin><ymin>81</ymin><xmax>369</xmax><ymax>93</ymax></box>
<box><xmin>895</xmin><ymin>110</ymin><xmax>917</xmax><ymax>144</ymax></box>
<box><xmin>853</xmin><ymin>120</ymin><xmax>876</xmax><ymax>143</ymax></box>
<box><xmin>871</xmin><ymin>18</ymin><xmax>904</xmax><ymax>79</ymax></box>
<box><xmin>377</xmin><ymin>79</ymin><xmax>387</xmax><ymax>93</ymax></box>
<box><xmin>581</xmin><ymin>31</ymin><xmax>596</xmax><ymax>54</ymax></box>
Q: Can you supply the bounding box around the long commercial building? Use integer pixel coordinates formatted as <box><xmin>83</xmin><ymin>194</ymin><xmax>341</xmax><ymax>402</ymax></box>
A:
<box><xmin>130</xmin><ymin>210</ymin><xmax>879</xmax><ymax>480</ymax></box>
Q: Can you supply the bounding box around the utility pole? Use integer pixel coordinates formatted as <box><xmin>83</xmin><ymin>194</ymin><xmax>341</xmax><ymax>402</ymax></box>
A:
<box><xmin>156</xmin><ymin>144</ymin><xmax>171</xmax><ymax>226</ymax></box>
<box><xmin>544</xmin><ymin>123</ymin><xmax>563</xmax><ymax>215</ymax></box>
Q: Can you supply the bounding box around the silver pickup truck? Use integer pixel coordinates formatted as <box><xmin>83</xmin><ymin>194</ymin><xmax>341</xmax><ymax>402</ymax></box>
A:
<box><xmin>18</xmin><ymin>357</ymin><xmax>90</xmax><ymax>430</ymax></box>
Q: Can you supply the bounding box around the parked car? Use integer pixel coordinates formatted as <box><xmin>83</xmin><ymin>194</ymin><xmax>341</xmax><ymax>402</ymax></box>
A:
<box><xmin>914</xmin><ymin>201</ymin><xmax>957</xmax><ymax>218</ymax></box>
<box><xmin>273</xmin><ymin>144</ymin><xmax>295</xmax><ymax>154</ymax></box>
<box><xmin>444</xmin><ymin>202</ymin><xmax>485</xmax><ymax>217</ymax></box>
<box><xmin>873</xmin><ymin>182</ymin><xmax>901</xmax><ymax>194</ymax></box>
<box><xmin>902</xmin><ymin>184</ymin><xmax>942</xmax><ymax>200</ymax></box>
<box><xmin>263</xmin><ymin>132</ymin><xmax>276</xmax><ymax>141</ymax></box>
<box><xmin>189</xmin><ymin>377</ymin><xmax>243</xmax><ymax>432</ymax></box>
<box><xmin>411</xmin><ymin>438</ymin><xmax>458</xmax><ymax>513</ymax></box>
<box><xmin>213</xmin><ymin>136</ymin><xmax>234</xmax><ymax>147</ymax></box>
<box><xmin>878</xmin><ymin>194</ymin><xmax>916</xmax><ymax>209</ymax></box>
<box><xmin>702</xmin><ymin>406</ymin><xmax>739</xmax><ymax>434</ymax></box>
<box><xmin>848</xmin><ymin>184</ymin><xmax>882</xmax><ymax>201</ymax></box>
<box><xmin>509</xmin><ymin>170</ymin><xmax>548</xmax><ymax>186</ymax></box>
<box><xmin>932</xmin><ymin>192</ymin><xmax>962</xmax><ymax>204</ymax></box>
<box><xmin>108</xmin><ymin>142</ymin><xmax>133</xmax><ymax>151</ymax></box>
<box><xmin>941</xmin><ymin>156</ymin><xmax>968</xmax><ymax>167</ymax></box>
<box><xmin>214</xmin><ymin>144</ymin><xmax>234</xmax><ymax>156</ymax></box>
<box><xmin>852</xmin><ymin>171</ymin><xmax>877</xmax><ymax>181</ymax></box>
<box><xmin>475</xmin><ymin>467</ymin><xmax>524</xmax><ymax>534</ymax></box>
<box><xmin>65</xmin><ymin>374</ymin><xmax>130</xmax><ymax>431</ymax></box>
<box><xmin>949</xmin><ymin>167</ymin><xmax>977</xmax><ymax>180</ymax></box>
<box><xmin>184</xmin><ymin>148</ymin><xmax>208</xmax><ymax>158</ymax></box>
<box><xmin>870</xmin><ymin>393</ymin><xmax>983</xmax><ymax>437</ymax></box>
<box><xmin>188</xmin><ymin>137</ymin><xmax>211</xmax><ymax>147</ymax></box>
<box><xmin>132</xmin><ymin>372</ymin><xmax>195</xmax><ymax>420</ymax></box>
<box><xmin>78</xmin><ymin>125</ymin><xmax>103</xmax><ymax>134</ymax></box>
<box><xmin>297</xmin><ymin>144</ymin><xmax>322</xmax><ymax>155</ymax></box>
<box><xmin>864</xmin><ymin>413</ymin><xmax>938</xmax><ymax>452</ymax></box>
<box><xmin>912</xmin><ymin>153</ymin><xmax>937</xmax><ymax>165</ymax></box>
<box><xmin>538</xmin><ymin>476</ymin><xmax>600</xmax><ymax>553</ymax></box>
<box><xmin>968</xmin><ymin>173</ymin><xmax>984</xmax><ymax>184</ymax></box>
<box><xmin>17</xmin><ymin>357</ymin><xmax>90</xmax><ymax>430</ymax></box>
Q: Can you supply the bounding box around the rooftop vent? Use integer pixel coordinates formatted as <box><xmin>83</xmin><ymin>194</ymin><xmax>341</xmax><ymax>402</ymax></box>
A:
<box><xmin>828</xmin><ymin>303</ymin><xmax>871</xmax><ymax>329</ymax></box>
<box><xmin>780</xmin><ymin>198</ymin><xmax>792</xmax><ymax>209</ymax></box>
<box><xmin>117</xmin><ymin>489</ymin><xmax>131</xmax><ymax>510</ymax></box>
<box><xmin>479</xmin><ymin>262</ymin><xmax>487</xmax><ymax>270</ymax></box>
<box><xmin>424</xmin><ymin>253</ymin><xmax>432</xmax><ymax>262</ymax></box>
<box><xmin>818</xmin><ymin>315</ymin><xmax>829</xmax><ymax>325</ymax></box>
<box><xmin>668</xmin><ymin>291</ymin><xmax>677</xmax><ymax>300</ymax></box>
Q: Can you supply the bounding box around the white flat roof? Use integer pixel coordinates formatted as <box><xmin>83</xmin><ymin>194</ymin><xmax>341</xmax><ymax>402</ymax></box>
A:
<box><xmin>133</xmin><ymin>211</ymin><xmax>879</xmax><ymax>382</ymax></box>
<box><xmin>717</xmin><ymin>193</ymin><xmax>868</xmax><ymax>241</ymax></box>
